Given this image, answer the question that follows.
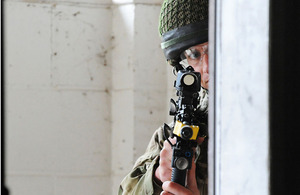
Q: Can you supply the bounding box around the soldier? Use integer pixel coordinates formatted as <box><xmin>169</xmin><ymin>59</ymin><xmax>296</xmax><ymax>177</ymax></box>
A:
<box><xmin>119</xmin><ymin>0</ymin><xmax>209</xmax><ymax>194</ymax></box>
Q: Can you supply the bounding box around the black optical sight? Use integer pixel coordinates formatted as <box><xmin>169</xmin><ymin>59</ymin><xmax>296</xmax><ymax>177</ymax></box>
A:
<box><xmin>170</xmin><ymin>66</ymin><xmax>201</xmax><ymax>125</ymax></box>
<box><xmin>175</xmin><ymin>66</ymin><xmax>201</xmax><ymax>93</ymax></box>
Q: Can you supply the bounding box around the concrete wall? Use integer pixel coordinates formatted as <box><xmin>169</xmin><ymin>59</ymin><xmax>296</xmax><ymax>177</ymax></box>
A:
<box><xmin>4</xmin><ymin>0</ymin><xmax>171</xmax><ymax>194</ymax></box>
<box><xmin>209</xmin><ymin>0</ymin><xmax>270</xmax><ymax>194</ymax></box>
<box><xmin>110</xmin><ymin>1</ymin><xmax>172</xmax><ymax>194</ymax></box>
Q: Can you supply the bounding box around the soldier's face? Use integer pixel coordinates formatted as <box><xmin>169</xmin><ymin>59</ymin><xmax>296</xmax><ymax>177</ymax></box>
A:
<box><xmin>184</xmin><ymin>42</ymin><xmax>209</xmax><ymax>89</ymax></box>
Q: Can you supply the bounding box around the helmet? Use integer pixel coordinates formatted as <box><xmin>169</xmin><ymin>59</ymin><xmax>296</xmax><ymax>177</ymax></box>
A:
<box><xmin>158</xmin><ymin>0</ymin><xmax>209</xmax><ymax>67</ymax></box>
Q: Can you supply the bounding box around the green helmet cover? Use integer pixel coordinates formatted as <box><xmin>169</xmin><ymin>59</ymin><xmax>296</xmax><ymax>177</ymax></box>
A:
<box><xmin>158</xmin><ymin>0</ymin><xmax>209</xmax><ymax>65</ymax></box>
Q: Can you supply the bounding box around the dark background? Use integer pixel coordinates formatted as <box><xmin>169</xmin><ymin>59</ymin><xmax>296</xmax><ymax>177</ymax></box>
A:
<box><xmin>269</xmin><ymin>0</ymin><xmax>300</xmax><ymax>194</ymax></box>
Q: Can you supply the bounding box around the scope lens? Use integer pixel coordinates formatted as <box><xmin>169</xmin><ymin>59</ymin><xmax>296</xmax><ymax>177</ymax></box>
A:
<box><xmin>175</xmin><ymin>157</ymin><xmax>189</xmax><ymax>170</ymax></box>
<box><xmin>181</xmin><ymin>126</ymin><xmax>193</xmax><ymax>140</ymax></box>
<box><xmin>183</xmin><ymin>74</ymin><xmax>195</xmax><ymax>86</ymax></box>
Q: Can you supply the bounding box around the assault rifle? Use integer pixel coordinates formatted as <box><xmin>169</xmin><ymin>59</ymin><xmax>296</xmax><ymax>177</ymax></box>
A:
<box><xmin>164</xmin><ymin>65</ymin><xmax>207</xmax><ymax>187</ymax></box>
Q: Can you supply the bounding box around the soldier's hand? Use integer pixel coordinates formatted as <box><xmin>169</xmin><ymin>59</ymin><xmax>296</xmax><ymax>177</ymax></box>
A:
<box><xmin>160</xmin><ymin>156</ymin><xmax>200</xmax><ymax>195</ymax></box>
<box><xmin>154</xmin><ymin>138</ymin><xmax>176</xmax><ymax>184</ymax></box>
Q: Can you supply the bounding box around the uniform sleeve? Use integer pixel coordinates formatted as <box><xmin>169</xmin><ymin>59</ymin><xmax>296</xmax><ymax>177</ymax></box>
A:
<box><xmin>118</xmin><ymin>125</ymin><xmax>166</xmax><ymax>195</ymax></box>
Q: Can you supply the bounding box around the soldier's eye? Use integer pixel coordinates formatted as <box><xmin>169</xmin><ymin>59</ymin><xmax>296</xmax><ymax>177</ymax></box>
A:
<box><xmin>185</xmin><ymin>49</ymin><xmax>201</xmax><ymax>60</ymax></box>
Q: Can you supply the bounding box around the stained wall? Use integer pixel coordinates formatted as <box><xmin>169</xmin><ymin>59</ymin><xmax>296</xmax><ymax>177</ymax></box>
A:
<box><xmin>4</xmin><ymin>1</ymin><xmax>171</xmax><ymax>194</ymax></box>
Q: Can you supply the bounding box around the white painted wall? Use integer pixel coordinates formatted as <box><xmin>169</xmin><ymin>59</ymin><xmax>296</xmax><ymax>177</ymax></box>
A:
<box><xmin>110</xmin><ymin>2</ymin><xmax>170</xmax><ymax>194</ymax></box>
<box><xmin>4</xmin><ymin>0</ymin><xmax>170</xmax><ymax>194</ymax></box>
<box><xmin>209</xmin><ymin>0</ymin><xmax>270</xmax><ymax>194</ymax></box>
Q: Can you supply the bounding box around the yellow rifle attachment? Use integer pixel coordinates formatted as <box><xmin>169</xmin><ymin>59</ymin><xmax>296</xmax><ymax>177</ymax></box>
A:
<box><xmin>173</xmin><ymin>121</ymin><xmax>199</xmax><ymax>140</ymax></box>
